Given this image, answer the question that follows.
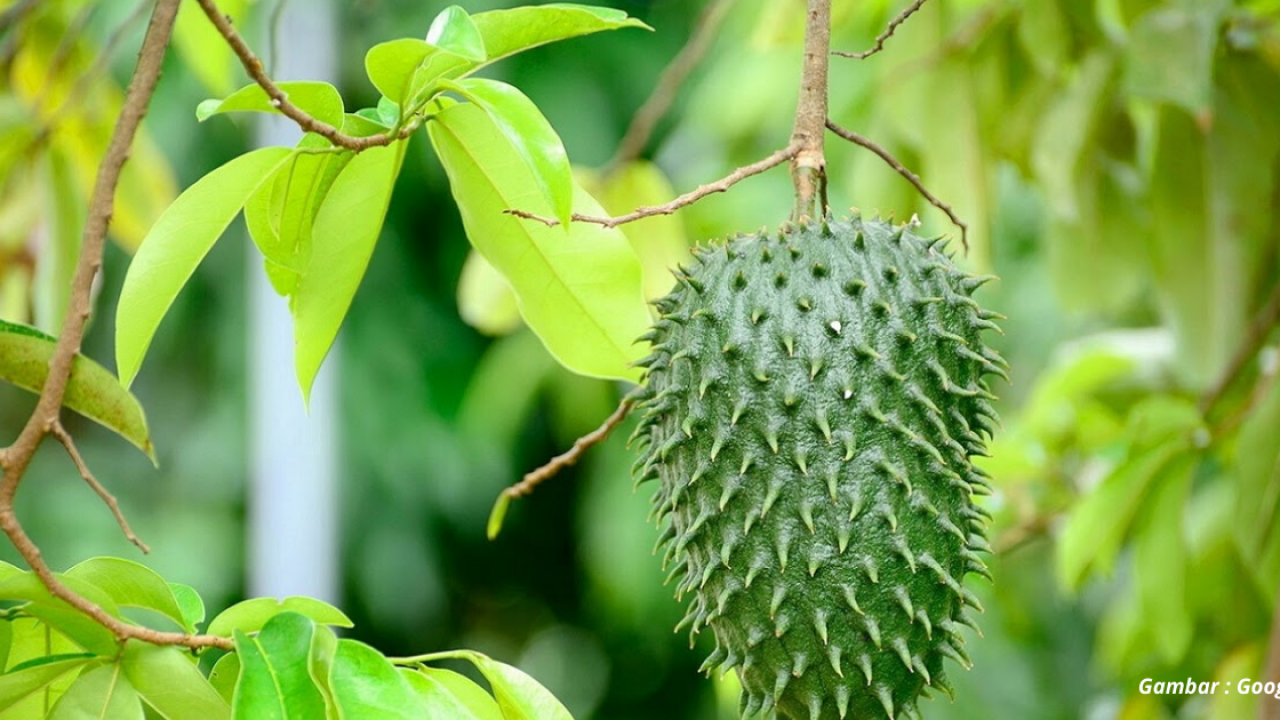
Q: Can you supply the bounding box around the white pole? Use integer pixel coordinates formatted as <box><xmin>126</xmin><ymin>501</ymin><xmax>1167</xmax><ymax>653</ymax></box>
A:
<box><xmin>247</xmin><ymin>0</ymin><xmax>340</xmax><ymax>603</ymax></box>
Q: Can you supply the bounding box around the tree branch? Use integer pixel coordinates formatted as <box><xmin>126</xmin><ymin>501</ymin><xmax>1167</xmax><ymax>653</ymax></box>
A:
<box><xmin>606</xmin><ymin>0</ymin><xmax>739</xmax><ymax>173</ymax></box>
<box><xmin>826</xmin><ymin>118</ymin><xmax>969</xmax><ymax>251</ymax></box>
<box><xmin>507</xmin><ymin>144</ymin><xmax>799</xmax><ymax>228</ymax></box>
<box><xmin>49</xmin><ymin>421</ymin><xmax>150</xmax><ymax>554</ymax></box>
<box><xmin>192</xmin><ymin>0</ymin><xmax>413</xmax><ymax>151</ymax></box>
<box><xmin>500</xmin><ymin>396</ymin><xmax>637</xmax><ymax>501</ymax></box>
<box><xmin>832</xmin><ymin>0</ymin><xmax>930</xmax><ymax>60</ymax></box>
<box><xmin>0</xmin><ymin>0</ymin><xmax>232</xmax><ymax>654</ymax></box>
<box><xmin>789</xmin><ymin>0</ymin><xmax>832</xmax><ymax>221</ymax></box>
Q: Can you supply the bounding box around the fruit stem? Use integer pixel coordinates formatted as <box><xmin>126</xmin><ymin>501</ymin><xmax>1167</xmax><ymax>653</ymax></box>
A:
<box><xmin>789</xmin><ymin>0</ymin><xmax>832</xmax><ymax>223</ymax></box>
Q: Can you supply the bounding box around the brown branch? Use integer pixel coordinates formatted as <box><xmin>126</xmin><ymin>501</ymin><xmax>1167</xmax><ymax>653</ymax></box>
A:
<box><xmin>508</xmin><ymin>144</ymin><xmax>799</xmax><ymax>228</ymax></box>
<box><xmin>193</xmin><ymin>0</ymin><xmax>413</xmax><ymax>151</ymax></box>
<box><xmin>1201</xmin><ymin>280</ymin><xmax>1280</xmax><ymax>416</ymax></box>
<box><xmin>789</xmin><ymin>0</ymin><xmax>832</xmax><ymax>221</ymax></box>
<box><xmin>606</xmin><ymin>0</ymin><xmax>740</xmax><ymax>173</ymax></box>
<box><xmin>833</xmin><ymin>0</ymin><xmax>930</xmax><ymax>60</ymax></box>
<box><xmin>826</xmin><ymin>118</ymin><xmax>970</xmax><ymax>251</ymax></box>
<box><xmin>0</xmin><ymin>0</ymin><xmax>232</xmax><ymax>654</ymax></box>
<box><xmin>49</xmin><ymin>422</ymin><xmax>150</xmax><ymax>554</ymax></box>
<box><xmin>501</xmin><ymin>396</ymin><xmax>636</xmax><ymax>501</ymax></box>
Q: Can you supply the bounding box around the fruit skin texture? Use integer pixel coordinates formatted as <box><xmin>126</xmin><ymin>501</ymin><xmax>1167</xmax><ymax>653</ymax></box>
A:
<box><xmin>631</xmin><ymin>217</ymin><xmax>1006</xmax><ymax>720</ymax></box>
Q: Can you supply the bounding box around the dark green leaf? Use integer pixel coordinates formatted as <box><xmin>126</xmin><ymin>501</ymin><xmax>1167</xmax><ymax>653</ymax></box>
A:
<box><xmin>206</xmin><ymin>597</ymin><xmax>352</xmax><ymax>639</ymax></box>
<box><xmin>232</xmin><ymin>613</ymin><xmax>326</xmax><ymax>719</ymax></box>
<box><xmin>0</xmin><ymin>319</ymin><xmax>154</xmax><ymax>461</ymax></box>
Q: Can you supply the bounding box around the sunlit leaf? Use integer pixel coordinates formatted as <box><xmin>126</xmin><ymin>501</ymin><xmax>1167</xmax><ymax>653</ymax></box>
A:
<box><xmin>457</xmin><ymin>250</ymin><xmax>522</xmax><ymax>336</ymax></box>
<box><xmin>470</xmin><ymin>4</ymin><xmax>651</xmax><ymax>67</ymax></box>
<box><xmin>427</xmin><ymin>6</ymin><xmax>487</xmax><ymax>62</ymax></box>
<box><xmin>208</xmin><ymin>653</ymin><xmax>240</xmax><ymax>704</ymax></box>
<box><xmin>168</xmin><ymin>584</ymin><xmax>205</xmax><ymax>634</ymax></box>
<box><xmin>307</xmin><ymin>625</ymin><xmax>339</xmax><ymax>719</ymax></box>
<box><xmin>0</xmin><ymin>319</ymin><xmax>154</xmax><ymax>460</ymax></box>
<box><xmin>64</xmin><ymin>558</ymin><xmax>186</xmax><ymax>632</ymax></box>
<box><xmin>196</xmin><ymin>81</ymin><xmax>345</xmax><ymax>128</ymax></box>
<box><xmin>429</xmin><ymin>102</ymin><xmax>649</xmax><ymax>382</ymax></box>
<box><xmin>291</xmin><ymin>142</ymin><xmax>405</xmax><ymax>402</ymax></box>
<box><xmin>206</xmin><ymin>597</ymin><xmax>353</xmax><ymax>639</ymax></box>
<box><xmin>48</xmin><ymin>662</ymin><xmax>143</xmax><ymax>720</ymax></box>
<box><xmin>1133</xmin><ymin>457</ymin><xmax>1195</xmax><ymax>663</ymax></box>
<box><xmin>116</xmin><ymin>147</ymin><xmax>293</xmax><ymax>387</ymax></box>
<box><xmin>330</xmin><ymin>640</ymin><xmax>430</xmax><ymax>719</ymax></box>
<box><xmin>404</xmin><ymin>668</ymin><xmax>501</xmax><ymax>719</ymax></box>
<box><xmin>444</xmin><ymin>78</ymin><xmax>573</xmax><ymax>226</ymax></box>
<box><xmin>233</xmin><ymin>613</ymin><xmax>326</xmax><ymax>719</ymax></box>
<box><xmin>365</xmin><ymin>39</ymin><xmax>437</xmax><ymax>106</ymax></box>
<box><xmin>173</xmin><ymin>0</ymin><xmax>246</xmax><ymax>96</ymax></box>
<box><xmin>450</xmin><ymin>650</ymin><xmax>572</xmax><ymax>720</ymax></box>
<box><xmin>33</xmin><ymin>149</ymin><xmax>83</xmax><ymax>334</ymax></box>
<box><xmin>121</xmin><ymin>642</ymin><xmax>229</xmax><ymax>720</ymax></box>
<box><xmin>0</xmin><ymin>656</ymin><xmax>92</xmax><ymax>713</ymax></box>
<box><xmin>0</xmin><ymin>571</ymin><xmax>123</xmax><ymax>657</ymax></box>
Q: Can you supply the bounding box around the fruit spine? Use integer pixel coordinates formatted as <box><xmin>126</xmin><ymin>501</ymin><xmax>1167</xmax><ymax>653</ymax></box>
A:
<box><xmin>631</xmin><ymin>216</ymin><xmax>1006</xmax><ymax>719</ymax></box>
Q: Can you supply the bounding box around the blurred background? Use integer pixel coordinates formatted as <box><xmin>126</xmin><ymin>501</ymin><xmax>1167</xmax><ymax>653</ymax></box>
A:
<box><xmin>2</xmin><ymin>0</ymin><xmax>1280</xmax><ymax>718</ymax></box>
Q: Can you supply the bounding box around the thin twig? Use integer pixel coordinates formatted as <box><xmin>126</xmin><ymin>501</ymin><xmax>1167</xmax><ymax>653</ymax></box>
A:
<box><xmin>1201</xmin><ymin>280</ymin><xmax>1280</xmax><ymax>415</ymax></box>
<box><xmin>508</xmin><ymin>144</ymin><xmax>800</xmax><ymax>228</ymax></box>
<box><xmin>606</xmin><ymin>0</ymin><xmax>739</xmax><ymax>173</ymax></box>
<box><xmin>0</xmin><ymin>0</ymin><xmax>233</xmax><ymax>654</ymax></box>
<box><xmin>502</xmin><ymin>396</ymin><xmax>637</xmax><ymax>500</ymax></box>
<box><xmin>193</xmin><ymin>0</ymin><xmax>413</xmax><ymax>151</ymax></box>
<box><xmin>826</xmin><ymin>118</ymin><xmax>969</xmax><ymax>251</ymax></box>
<box><xmin>49</xmin><ymin>422</ymin><xmax>150</xmax><ymax>554</ymax></box>
<box><xmin>833</xmin><ymin>0</ymin><xmax>930</xmax><ymax>60</ymax></box>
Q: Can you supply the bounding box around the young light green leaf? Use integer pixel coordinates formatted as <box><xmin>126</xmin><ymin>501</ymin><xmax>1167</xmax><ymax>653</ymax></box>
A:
<box><xmin>196</xmin><ymin>81</ymin><xmax>345</xmax><ymax>127</ymax></box>
<box><xmin>429</xmin><ymin>102</ymin><xmax>649</xmax><ymax>382</ymax></box>
<box><xmin>173</xmin><ymin>0</ymin><xmax>245</xmax><ymax>95</ymax></box>
<box><xmin>443</xmin><ymin>78</ymin><xmax>572</xmax><ymax>226</ymax></box>
<box><xmin>403</xmin><ymin>668</ymin><xmax>501</xmax><ymax>720</ymax></box>
<box><xmin>416</xmin><ymin>667</ymin><xmax>503</xmax><ymax>720</ymax></box>
<box><xmin>116</xmin><ymin>147</ymin><xmax>293</xmax><ymax>387</ymax></box>
<box><xmin>232</xmin><ymin>613</ymin><xmax>326</xmax><ymax>719</ymax></box>
<box><xmin>330</xmin><ymin>640</ymin><xmax>430</xmax><ymax>719</ymax></box>
<box><xmin>0</xmin><ymin>573</ymin><xmax>123</xmax><ymax>656</ymax></box>
<box><xmin>0</xmin><ymin>656</ymin><xmax>92</xmax><ymax>713</ymax></box>
<box><xmin>307</xmin><ymin>625</ymin><xmax>339</xmax><ymax>720</ymax></box>
<box><xmin>427</xmin><ymin>6</ymin><xmax>487</xmax><ymax>62</ymax></box>
<box><xmin>206</xmin><ymin>597</ymin><xmax>353</xmax><ymax>639</ymax></box>
<box><xmin>291</xmin><ymin>142</ymin><xmax>405</xmax><ymax>402</ymax></box>
<box><xmin>208</xmin><ymin>652</ymin><xmax>240</xmax><ymax>704</ymax></box>
<box><xmin>452</xmin><ymin>651</ymin><xmax>572</xmax><ymax>720</ymax></box>
<box><xmin>49</xmin><ymin>662</ymin><xmax>143</xmax><ymax>720</ymax></box>
<box><xmin>121</xmin><ymin>642</ymin><xmax>229</xmax><ymax>720</ymax></box>
<box><xmin>0</xmin><ymin>319</ymin><xmax>154</xmax><ymax>461</ymax></box>
<box><xmin>64</xmin><ymin>558</ymin><xmax>186</xmax><ymax>631</ymax></box>
<box><xmin>1133</xmin><ymin>457</ymin><xmax>1195</xmax><ymax>664</ymax></box>
<box><xmin>168</xmin><ymin>583</ymin><xmax>205</xmax><ymax>633</ymax></box>
<box><xmin>457</xmin><ymin>250</ymin><xmax>522</xmax><ymax>336</ymax></box>
<box><xmin>365</xmin><ymin>39</ymin><xmax>436</xmax><ymax>106</ymax></box>
<box><xmin>470</xmin><ymin>4</ymin><xmax>650</xmax><ymax>68</ymax></box>
<box><xmin>487</xmin><ymin>493</ymin><xmax>512</xmax><ymax>541</ymax></box>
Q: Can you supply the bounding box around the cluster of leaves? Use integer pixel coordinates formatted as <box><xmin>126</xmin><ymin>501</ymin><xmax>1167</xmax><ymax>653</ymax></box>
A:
<box><xmin>114</xmin><ymin>3</ymin><xmax>657</xmax><ymax>401</ymax></box>
<box><xmin>0</xmin><ymin>559</ymin><xmax>570</xmax><ymax>718</ymax></box>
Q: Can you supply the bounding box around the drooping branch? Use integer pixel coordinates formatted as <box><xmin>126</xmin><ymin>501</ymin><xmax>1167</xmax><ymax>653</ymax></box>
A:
<box><xmin>606</xmin><ymin>0</ymin><xmax>740</xmax><ymax>173</ymax></box>
<box><xmin>788</xmin><ymin>0</ymin><xmax>832</xmax><ymax>221</ymax></box>
<box><xmin>49</xmin><ymin>422</ymin><xmax>150</xmax><ymax>553</ymax></box>
<box><xmin>0</xmin><ymin>0</ymin><xmax>233</xmax><ymax>654</ymax></box>
<box><xmin>507</xmin><ymin>144</ymin><xmax>799</xmax><ymax>228</ymax></box>
<box><xmin>833</xmin><ymin>0</ymin><xmax>930</xmax><ymax>60</ymax></box>
<box><xmin>826</xmin><ymin>118</ymin><xmax>969</xmax><ymax>251</ymax></box>
<box><xmin>500</xmin><ymin>395</ymin><xmax>637</xmax><ymax>502</ymax></box>
<box><xmin>192</xmin><ymin>0</ymin><xmax>413</xmax><ymax>151</ymax></box>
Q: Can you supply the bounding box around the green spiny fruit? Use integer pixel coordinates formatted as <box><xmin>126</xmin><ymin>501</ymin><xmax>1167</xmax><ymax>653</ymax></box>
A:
<box><xmin>631</xmin><ymin>216</ymin><xmax>1006</xmax><ymax>720</ymax></box>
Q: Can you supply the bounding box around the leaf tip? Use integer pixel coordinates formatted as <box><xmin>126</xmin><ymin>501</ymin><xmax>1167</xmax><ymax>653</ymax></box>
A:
<box><xmin>487</xmin><ymin>494</ymin><xmax>510</xmax><ymax>540</ymax></box>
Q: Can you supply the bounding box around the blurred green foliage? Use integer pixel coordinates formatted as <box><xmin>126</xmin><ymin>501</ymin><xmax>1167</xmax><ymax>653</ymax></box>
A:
<box><xmin>2</xmin><ymin>0</ymin><xmax>1280</xmax><ymax>718</ymax></box>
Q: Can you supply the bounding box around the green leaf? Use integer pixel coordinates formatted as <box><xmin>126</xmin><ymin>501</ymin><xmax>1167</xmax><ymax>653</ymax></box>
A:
<box><xmin>49</xmin><ymin>662</ymin><xmax>143</xmax><ymax>720</ymax></box>
<box><xmin>0</xmin><ymin>319</ymin><xmax>155</xmax><ymax>461</ymax></box>
<box><xmin>307</xmin><ymin>626</ymin><xmax>339</xmax><ymax>720</ymax></box>
<box><xmin>0</xmin><ymin>656</ymin><xmax>91</xmax><ymax>713</ymax></box>
<box><xmin>1056</xmin><ymin>438</ymin><xmax>1192</xmax><ymax>589</ymax></box>
<box><xmin>1133</xmin><ymin>457</ymin><xmax>1195</xmax><ymax>664</ymax></box>
<box><xmin>470</xmin><ymin>4</ymin><xmax>650</xmax><ymax>67</ymax></box>
<box><xmin>121</xmin><ymin>642</ymin><xmax>229</xmax><ymax>720</ymax></box>
<box><xmin>64</xmin><ymin>558</ymin><xmax>186</xmax><ymax>632</ymax></box>
<box><xmin>487</xmin><ymin>493</ymin><xmax>512</xmax><ymax>541</ymax></box>
<box><xmin>414</xmin><ymin>667</ymin><xmax>502</xmax><ymax>720</ymax></box>
<box><xmin>0</xmin><ymin>573</ymin><xmax>122</xmax><ymax>656</ymax></box>
<box><xmin>208</xmin><ymin>653</ymin><xmax>240</xmax><ymax>704</ymax></box>
<box><xmin>196</xmin><ymin>81</ymin><xmax>345</xmax><ymax>128</ymax></box>
<box><xmin>232</xmin><ymin>613</ymin><xmax>326</xmax><ymax>719</ymax></box>
<box><xmin>457</xmin><ymin>250</ymin><xmax>522</xmax><ymax>336</ymax></box>
<box><xmin>365</xmin><ymin>39</ymin><xmax>437</xmax><ymax>106</ymax></box>
<box><xmin>451</xmin><ymin>651</ymin><xmax>572</xmax><ymax>720</ymax></box>
<box><xmin>206</xmin><ymin>597</ymin><xmax>352</xmax><ymax>639</ymax></box>
<box><xmin>173</xmin><ymin>0</ymin><xmax>245</xmax><ymax>95</ymax></box>
<box><xmin>168</xmin><ymin>584</ymin><xmax>205</xmax><ymax>633</ymax></box>
<box><xmin>330</xmin><ymin>640</ymin><xmax>429</xmax><ymax>719</ymax></box>
<box><xmin>291</xmin><ymin>142</ymin><xmax>405</xmax><ymax>402</ymax></box>
<box><xmin>443</xmin><ymin>78</ymin><xmax>573</xmax><ymax>226</ymax></box>
<box><xmin>116</xmin><ymin>147</ymin><xmax>293</xmax><ymax>387</ymax></box>
<box><xmin>1124</xmin><ymin>1</ymin><xmax>1229</xmax><ymax>119</ymax></box>
<box><xmin>427</xmin><ymin>6</ymin><xmax>487</xmax><ymax>62</ymax></box>
<box><xmin>429</xmin><ymin>102</ymin><xmax>649</xmax><ymax>382</ymax></box>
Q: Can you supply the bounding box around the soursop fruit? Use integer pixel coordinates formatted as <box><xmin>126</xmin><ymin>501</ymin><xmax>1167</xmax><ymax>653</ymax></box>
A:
<box><xmin>631</xmin><ymin>216</ymin><xmax>1006</xmax><ymax>719</ymax></box>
